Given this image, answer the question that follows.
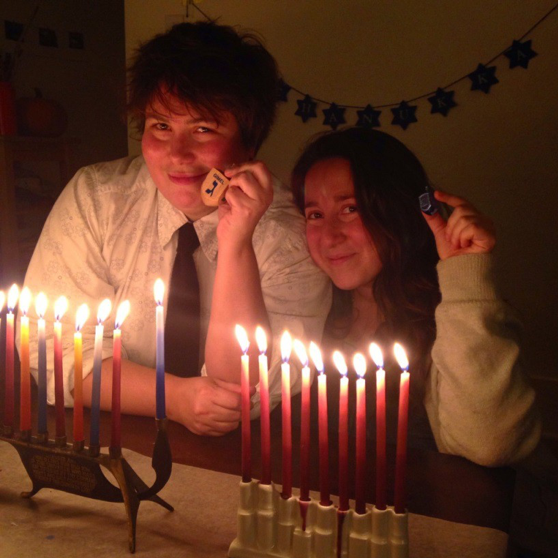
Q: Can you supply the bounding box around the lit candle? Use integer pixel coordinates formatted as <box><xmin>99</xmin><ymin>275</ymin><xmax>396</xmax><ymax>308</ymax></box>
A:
<box><xmin>333</xmin><ymin>350</ymin><xmax>349</xmax><ymax>512</ymax></box>
<box><xmin>0</xmin><ymin>292</ymin><xmax>5</xmax><ymax>430</ymax></box>
<box><xmin>256</xmin><ymin>326</ymin><xmax>271</xmax><ymax>485</ymax></box>
<box><xmin>369</xmin><ymin>342</ymin><xmax>387</xmax><ymax>510</ymax></box>
<box><xmin>353</xmin><ymin>352</ymin><xmax>367</xmax><ymax>514</ymax></box>
<box><xmin>53</xmin><ymin>296</ymin><xmax>69</xmax><ymax>442</ymax></box>
<box><xmin>4</xmin><ymin>284</ymin><xmax>19</xmax><ymax>434</ymax></box>
<box><xmin>154</xmin><ymin>279</ymin><xmax>166</xmax><ymax>419</ymax></box>
<box><xmin>90</xmin><ymin>299</ymin><xmax>112</xmax><ymax>450</ymax></box>
<box><xmin>294</xmin><ymin>340</ymin><xmax>311</xmax><ymax>502</ymax></box>
<box><xmin>110</xmin><ymin>300</ymin><xmax>130</xmax><ymax>452</ymax></box>
<box><xmin>235</xmin><ymin>325</ymin><xmax>251</xmax><ymax>483</ymax></box>
<box><xmin>280</xmin><ymin>331</ymin><xmax>293</xmax><ymax>499</ymax></box>
<box><xmin>310</xmin><ymin>341</ymin><xmax>330</xmax><ymax>506</ymax></box>
<box><xmin>36</xmin><ymin>293</ymin><xmax>48</xmax><ymax>435</ymax></box>
<box><xmin>19</xmin><ymin>287</ymin><xmax>32</xmax><ymax>435</ymax></box>
<box><xmin>73</xmin><ymin>304</ymin><xmax>89</xmax><ymax>446</ymax></box>
<box><xmin>393</xmin><ymin>343</ymin><xmax>410</xmax><ymax>514</ymax></box>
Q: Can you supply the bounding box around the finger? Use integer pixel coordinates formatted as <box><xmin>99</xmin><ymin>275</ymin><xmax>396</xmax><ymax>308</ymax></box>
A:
<box><xmin>434</xmin><ymin>190</ymin><xmax>476</xmax><ymax>211</ymax></box>
<box><xmin>213</xmin><ymin>386</ymin><xmax>243</xmax><ymax>411</ymax></box>
<box><xmin>421</xmin><ymin>210</ymin><xmax>447</xmax><ymax>238</ymax></box>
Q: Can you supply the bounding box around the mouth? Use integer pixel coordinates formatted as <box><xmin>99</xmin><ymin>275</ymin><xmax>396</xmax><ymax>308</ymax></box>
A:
<box><xmin>167</xmin><ymin>171</ymin><xmax>208</xmax><ymax>186</ymax></box>
<box><xmin>327</xmin><ymin>254</ymin><xmax>354</xmax><ymax>266</ymax></box>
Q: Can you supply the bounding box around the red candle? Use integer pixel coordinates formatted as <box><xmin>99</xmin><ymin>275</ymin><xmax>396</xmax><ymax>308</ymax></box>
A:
<box><xmin>4</xmin><ymin>285</ymin><xmax>19</xmax><ymax>433</ymax></box>
<box><xmin>310</xmin><ymin>342</ymin><xmax>330</xmax><ymax>506</ymax></box>
<box><xmin>354</xmin><ymin>353</ymin><xmax>367</xmax><ymax>514</ymax></box>
<box><xmin>333</xmin><ymin>351</ymin><xmax>349</xmax><ymax>512</ymax></box>
<box><xmin>73</xmin><ymin>304</ymin><xmax>89</xmax><ymax>444</ymax></box>
<box><xmin>53</xmin><ymin>296</ymin><xmax>69</xmax><ymax>441</ymax></box>
<box><xmin>294</xmin><ymin>340</ymin><xmax>311</xmax><ymax>501</ymax></box>
<box><xmin>110</xmin><ymin>301</ymin><xmax>130</xmax><ymax>452</ymax></box>
<box><xmin>394</xmin><ymin>343</ymin><xmax>410</xmax><ymax>514</ymax></box>
<box><xmin>235</xmin><ymin>325</ymin><xmax>251</xmax><ymax>483</ymax></box>
<box><xmin>18</xmin><ymin>288</ymin><xmax>32</xmax><ymax>434</ymax></box>
<box><xmin>370</xmin><ymin>342</ymin><xmax>387</xmax><ymax>510</ymax></box>
<box><xmin>256</xmin><ymin>326</ymin><xmax>271</xmax><ymax>485</ymax></box>
<box><xmin>280</xmin><ymin>331</ymin><xmax>292</xmax><ymax>499</ymax></box>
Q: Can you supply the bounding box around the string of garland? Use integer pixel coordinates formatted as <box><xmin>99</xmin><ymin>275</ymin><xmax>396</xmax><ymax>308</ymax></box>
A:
<box><xmin>278</xmin><ymin>3</ymin><xmax>558</xmax><ymax>130</ymax></box>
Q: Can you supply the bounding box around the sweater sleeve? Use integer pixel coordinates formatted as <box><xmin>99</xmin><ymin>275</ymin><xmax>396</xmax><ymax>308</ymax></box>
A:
<box><xmin>424</xmin><ymin>253</ymin><xmax>541</xmax><ymax>466</ymax></box>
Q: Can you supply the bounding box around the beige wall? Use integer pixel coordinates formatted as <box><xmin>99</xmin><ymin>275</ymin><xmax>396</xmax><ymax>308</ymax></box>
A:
<box><xmin>125</xmin><ymin>0</ymin><xmax>558</xmax><ymax>379</ymax></box>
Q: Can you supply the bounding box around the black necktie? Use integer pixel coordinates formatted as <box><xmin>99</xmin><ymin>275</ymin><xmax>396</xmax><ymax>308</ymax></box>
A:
<box><xmin>164</xmin><ymin>223</ymin><xmax>201</xmax><ymax>377</ymax></box>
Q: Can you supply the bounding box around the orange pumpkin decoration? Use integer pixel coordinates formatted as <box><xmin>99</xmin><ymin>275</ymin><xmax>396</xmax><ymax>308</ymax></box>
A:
<box><xmin>16</xmin><ymin>88</ymin><xmax>68</xmax><ymax>137</ymax></box>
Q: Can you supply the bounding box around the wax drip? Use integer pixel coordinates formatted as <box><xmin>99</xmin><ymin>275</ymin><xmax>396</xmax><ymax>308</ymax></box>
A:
<box><xmin>337</xmin><ymin>510</ymin><xmax>347</xmax><ymax>557</ymax></box>
<box><xmin>299</xmin><ymin>499</ymin><xmax>310</xmax><ymax>531</ymax></box>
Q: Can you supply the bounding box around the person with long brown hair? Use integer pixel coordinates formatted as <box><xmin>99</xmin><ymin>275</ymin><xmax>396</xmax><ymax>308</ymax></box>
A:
<box><xmin>292</xmin><ymin>127</ymin><xmax>540</xmax><ymax>465</ymax></box>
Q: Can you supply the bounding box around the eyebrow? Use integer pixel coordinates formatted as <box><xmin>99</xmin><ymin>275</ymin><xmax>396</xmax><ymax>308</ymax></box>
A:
<box><xmin>304</xmin><ymin>194</ymin><xmax>355</xmax><ymax>209</ymax></box>
<box><xmin>144</xmin><ymin>111</ymin><xmax>219</xmax><ymax>125</ymax></box>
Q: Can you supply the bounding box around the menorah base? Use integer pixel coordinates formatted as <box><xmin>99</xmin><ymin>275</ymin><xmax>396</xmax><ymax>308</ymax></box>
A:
<box><xmin>0</xmin><ymin>418</ymin><xmax>173</xmax><ymax>554</ymax></box>
<box><xmin>229</xmin><ymin>481</ymin><xmax>408</xmax><ymax>558</ymax></box>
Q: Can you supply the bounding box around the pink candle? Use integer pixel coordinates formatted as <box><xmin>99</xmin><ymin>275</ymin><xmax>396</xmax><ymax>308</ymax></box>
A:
<box><xmin>354</xmin><ymin>353</ymin><xmax>367</xmax><ymax>514</ymax></box>
<box><xmin>294</xmin><ymin>340</ymin><xmax>311</xmax><ymax>501</ymax></box>
<box><xmin>310</xmin><ymin>342</ymin><xmax>330</xmax><ymax>506</ymax></box>
<box><xmin>110</xmin><ymin>301</ymin><xmax>130</xmax><ymax>451</ymax></box>
<box><xmin>370</xmin><ymin>342</ymin><xmax>387</xmax><ymax>510</ymax></box>
<box><xmin>235</xmin><ymin>325</ymin><xmax>251</xmax><ymax>483</ymax></box>
<box><xmin>333</xmin><ymin>351</ymin><xmax>349</xmax><ymax>512</ymax></box>
<box><xmin>19</xmin><ymin>288</ymin><xmax>32</xmax><ymax>434</ymax></box>
<box><xmin>256</xmin><ymin>326</ymin><xmax>271</xmax><ymax>485</ymax></box>
<box><xmin>4</xmin><ymin>285</ymin><xmax>18</xmax><ymax>434</ymax></box>
<box><xmin>53</xmin><ymin>296</ymin><xmax>68</xmax><ymax>441</ymax></box>
<box><xmin>73</xmin><ymin>304</ymin><xmax>89</xmax><ymax>445</ymax></box>
<box><xmin>280</xmin><ymin>331</ymin><xmax>292</xmax><ymax>499</ymax></box>
<box><xmin>394</xmin><ymin>343</ymin><xmax>410</xmax><ymax>514</ymax></box>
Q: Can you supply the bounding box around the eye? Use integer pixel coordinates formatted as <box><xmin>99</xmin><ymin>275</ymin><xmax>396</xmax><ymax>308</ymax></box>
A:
<box><xmin>305</xmin><ymin>210</ymin><xmax>323</xmax><ymax>221</ymax></box>
<box><xmin>152</xmin><ymin>122</ymin><xmax>170</xmax><ymax>131</ymax></box>
<box><xmin>341</xmin><ymin>205</ymin><xmax>358</xmax><ymax>215</ymax></box>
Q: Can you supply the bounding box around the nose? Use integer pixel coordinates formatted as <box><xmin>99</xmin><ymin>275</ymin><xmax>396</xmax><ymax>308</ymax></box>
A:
<box><xmin>169</xmin><ymin>133</ymin><xmax>195</xmax><ymax>165</ymax></box>
<box><xmin>322</xmin><ymin>218</ymin><xmax>346</xmax><ymax>247</ymax></box>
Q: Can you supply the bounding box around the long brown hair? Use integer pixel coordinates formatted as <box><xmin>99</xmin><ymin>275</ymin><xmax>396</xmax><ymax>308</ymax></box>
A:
<box><xmin>292</xmin><ymin>127</ymin><xmax>440</xmax><ymax>381</ymax></box>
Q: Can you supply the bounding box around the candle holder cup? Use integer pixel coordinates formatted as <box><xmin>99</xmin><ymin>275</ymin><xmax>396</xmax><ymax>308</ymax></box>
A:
<box><xmin>0</xmin><ymin>417</ymin><xmax>174</xmax><ymax>553</ymax></box>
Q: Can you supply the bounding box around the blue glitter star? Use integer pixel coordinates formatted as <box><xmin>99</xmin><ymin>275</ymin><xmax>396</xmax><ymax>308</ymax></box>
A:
<box><xmin>428</xmin><ymin>88</ymin><xmax>457</xmax><ymax>117</ymax></box>
<box><xmin>295</xmin><ymin>95</ymin><xmax>317</xmax><ymax>123</ymax></box>
<box><xmin>323</xmin><ymin>103</ymin><xmax>346</xmax><ymax>130</ymax></box>
<box><xmin>468</xmin><ymin>64</ymin><xmax>499</xmax><ymax>94</ymax></box>
<box><xmin>356</xmin><ymin>104</ymin><xmax>381</xmax><ymax>128</ymax></box>
<box><xmin>504</xmin><ymin>40</ymin><xmax>537</xmax><ymax>69</ymax></box>
<box><xmin>277</xmin><ymin>79</ymin><xmax>291</xmax><ymax>102</ymax></box>
<box><xmin>391</xmin><ymin>101</ymin><xmax>417</xmax><ymax>130</ymax></box>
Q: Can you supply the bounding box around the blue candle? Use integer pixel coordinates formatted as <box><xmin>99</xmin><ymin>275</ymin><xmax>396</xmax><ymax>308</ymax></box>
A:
<box><xmin>154</xmin><ymin>279</ymin><xmax>166</xmax><ymax>419</ymax></box>
<box><xmin>90</xmin><ymin>299</ymin><xmax>111</xmax><ymax>447</ymax></box>
<box><xmin>35</xmin><ymin>293</ymin><xmax>48</xmax><ymax>434</ymax></box>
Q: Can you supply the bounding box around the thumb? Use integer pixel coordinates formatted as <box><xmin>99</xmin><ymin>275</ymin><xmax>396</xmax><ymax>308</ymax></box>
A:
<box><xmin>421</xmin><ymin>210</ymin><xmax>447</xmax><ymax>239</ymax></box>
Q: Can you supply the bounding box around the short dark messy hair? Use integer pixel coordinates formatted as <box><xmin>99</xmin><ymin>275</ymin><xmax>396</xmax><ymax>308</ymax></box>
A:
<box><xmin>127</xmin><ymin>21</ymin><xmax>279</xmax><ymax>153</ymax></box>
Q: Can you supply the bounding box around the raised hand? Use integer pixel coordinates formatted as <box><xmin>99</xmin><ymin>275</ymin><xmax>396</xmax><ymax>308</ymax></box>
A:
<box><xmin>422</xmin><ymin>190</ymin><xmax>496</xmax><ymax>261</ymax></box>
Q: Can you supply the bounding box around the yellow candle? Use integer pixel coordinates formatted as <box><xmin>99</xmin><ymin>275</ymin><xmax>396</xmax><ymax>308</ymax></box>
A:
<box><xmin>19</xmin><ymin>287</ymin><xmax>32</xmax><ymax>433</ymax></box>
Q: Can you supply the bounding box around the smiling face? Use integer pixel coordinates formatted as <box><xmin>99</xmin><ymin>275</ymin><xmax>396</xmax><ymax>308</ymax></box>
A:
<box><xmin>142</xmin><ymin>92</ymin><xmax>253</xmax><ymax>220</ymax></box>
<box><xmin>304</xmin><ymin>158</ymin><xmax>382</xmax><ymax>294</ymax></box>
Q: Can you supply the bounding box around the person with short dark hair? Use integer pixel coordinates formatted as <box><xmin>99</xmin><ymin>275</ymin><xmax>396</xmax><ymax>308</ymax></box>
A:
<box><xmin>291</xmin><ymin>127</ymin><xmax>540</xmax><ymax>466</ymax></box>
<box><xmin>20</xmin><ymin>21</ymin><xmax>330</xmax><ymax>436</ymax></box>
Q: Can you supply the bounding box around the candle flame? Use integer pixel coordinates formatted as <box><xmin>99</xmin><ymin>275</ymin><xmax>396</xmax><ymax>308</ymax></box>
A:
<box><xmin>369</xmin><ymin>342</ymin><xmax>384</xmax><ymax>369</ymax></box>
<box><xmin>54</xmin><ymin>296</ymin><xmax>69</xmax><ymax>321</ymax></box>
<box><xmin>293</xmin><ymin>339</ymin><xmax>308</xmax><ymax>367</ymax></box>
<box><xmin>35</xmin><ymin>292</ymin><xmax>48</xmax><ymax>318</ymax></box>
<box><xmin>97</xmin><ymin>299</ymin><xmax>112</xmax><ymax>324</ymax></box>
<box><xmin>394</xmin><ymin>343</ymin><xmax>409</xmax><ymax>371</ymax></box>
<box><xmin>19</xmin><ymin>287</ymin><xmax>31</xmax><ymax>316</ymax></box>
<box><xmin>115</xmin><ymin>300</ymin><xmax>130</xmax><ymax>330</ymax></box>
<box><xmin>255</xmin><ymin>326</ymin><xmax>267</xmax><ymax>354</ymax></box>
<box><xmin>353</xmin><ymin>352</ymin><xmax>367</xmax><ymax>378</ymax></box>
<box><xmin>7</xmin><ymin>284</ymin><xmax>19</xmax><ymax>311</ymax></box>
<box><xmin>0</xmin><ymin>291</ymin><xmax>4</xmax><ymax>312</ymax></box>
<box><xmin>309</xmin><ymin>341</ymin><xmax>324</xmax><ymax>373</ymax></box>
<box><xmin>154</xmin><ymin>278</ymin><xmax>164</xmax><ymax>305</ymax></box>
<box><xmin>235</xmin><ymin>324</ymin><xmax>249</xmax><ymax>354</ymax></box>
<box><xmin>75</xmin><ymin>304</ymin><xmax>90</xmax><ymax>332</ymax></box>
<box><xmin>333</xmin><ymin>350</ymin><xmax>348</xmax><ymax>377</ymax></box>
<box><xmin>280</xmin><ymin>331</ymin><xmax>292</xmax><ymax>362</ymax></box>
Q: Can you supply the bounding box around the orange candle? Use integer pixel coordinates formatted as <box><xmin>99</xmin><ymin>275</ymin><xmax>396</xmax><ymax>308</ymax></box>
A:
<box><xmin>36</xmin><ymin>293</ymin><xmax>48</xmax><ymax>435</ymax></box>
<box><xmin>294</xmin><ymin>340</ymin><xmax>311</xmax><ymax>502</ymax></box>
<box><xmin>53</xmin><ymin>296</ymin><xmax>69</xmax><ymax>441</ymax></box>
<box><xmin>18</xmin><ymin>288</ymin><xmax>32</xmax><ymax>434</ymax></box>
<box><xmin>310</xmin><ymin>342</ymin><xmax>330</xmax><ymax>506</ymax></box>
<box><xmin>255</xmin><ymin>326</ymin><xmax>271</xmax><ymax>485</ymax></box>
<box><xmin>370</xmin><ymin>342</ymin><xmax>387</xmax><ymax>510</ymax></box>
<box><xmin>235</xmin><ymin>325</ymin><xmax>251</xmax><ymax>483</ymax></box>
<box><xmin>333</xmin><ymin>350</ymin><xmax>349</xmax><ymax>512</ymax></box>
<box><xmin>4</xmin><ymin>284</ymin><xmax>19</xmax><ymax>434</ymax></box>
<box><xmin>73</xmin><ymin>304</ymin><xmax>89</xmax><ymax>444</ymax></box>
<box><xmin>394</xmin><ymin>343</ymin><xmax>410</xmax><ymax>514</ymax></box>
<box><xmin>353</xmin><ymin>353</ymin><xmax>367</xmax><ymax>514</ymax></box>
<box><xmin>280</xmin><ymin>331</ymin><xmax>292</xmax><ymax>499</ymax></box>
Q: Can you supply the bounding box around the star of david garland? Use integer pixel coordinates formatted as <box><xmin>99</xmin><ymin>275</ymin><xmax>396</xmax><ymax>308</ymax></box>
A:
<box><xmin>323</xmin><ymin>103</ymin><xmax>346</xmax><ymax>130</ymax></box>
<box><xmin>391</xmin><ymin>101</ymin><xmax>418</xmax><ymax>130</ymax></box>
<box><xmin>277</xmin><ymin>79</ymin><xmax>292</xmax><ymax>102</ymax></box>
<box><xmin>428</xmin><ymin>88</ymin><xmax>457</xmax><ymax>117</ymax></box>
<box><xmin>295</xmin><ymin>94</ymin><xmax>318</xmax><ymax>123</ymax></box>
<box><xmin>504</xmin><ymin>39</ymin><xmax>538</xmax><ymax>69</ymax></box>
<box><xmin>468</xmin><ymin>63</ymin><xmax>499</xmax><ymax>93</ymax></box>
<box><xmin>356</xmin><ymin>105</ymin><xmax>381</xmax><ymax>128</ymax></box>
